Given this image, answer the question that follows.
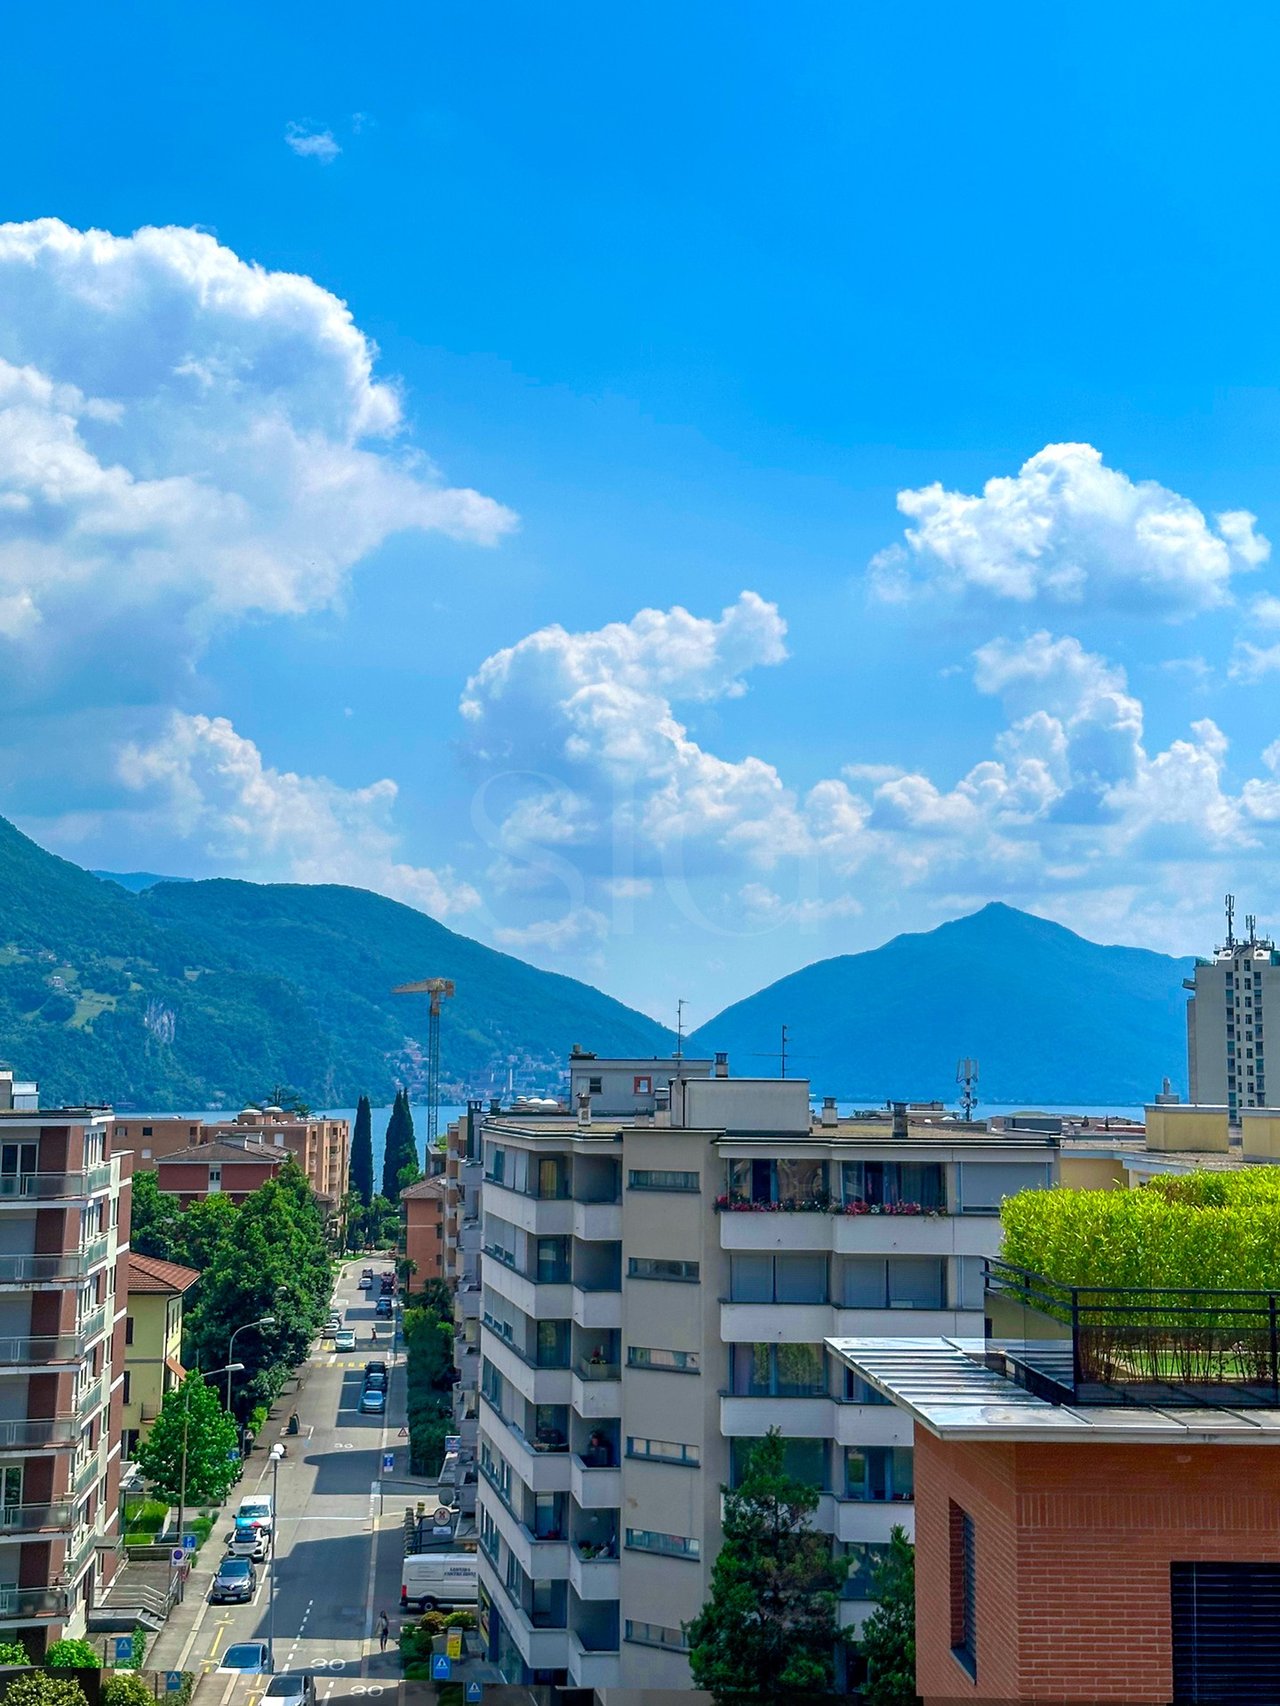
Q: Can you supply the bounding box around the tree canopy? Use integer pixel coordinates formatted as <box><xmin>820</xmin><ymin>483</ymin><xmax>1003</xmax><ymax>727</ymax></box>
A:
<box><xmin>381</xmin><ymin>1090</ymin><xmax>419</xmax><ymax>1200</ymax></box>
<box><xmin>2</xmin><ymin>1675</ymin><xmax>89</xmax><ymax>1706</ymax></box>
<box><xmin>685</xmin><ymin>1429</ymin><xmax>842</xmax><ymax>1702</ymax></box>
<box><xmin>859</xmin><ymin>1526</ymin><xmax>916</xmax><ymax>1706</ymax></box>
<box><xmin>133</xmin><ymin>1374</ymin><xmax>239</xmax><ymax>1506</ymax></box>
<box><xmin>351</xmin><ymin>1094</ymin><xmax>374</xmax><ymax>1204</ymax></box>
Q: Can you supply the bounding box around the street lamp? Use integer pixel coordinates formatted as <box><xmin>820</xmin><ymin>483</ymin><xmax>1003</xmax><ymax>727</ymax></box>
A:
<box><xmin>268</xmin><ymin>1443</ymin><xmax>285</xmax><ymax>1670</ymax></box>
<box><xmin>226</xmin><ymin>1317</ymin><xmax>277</xmax><ymax>1410</ymax></box>
<box><xmin>176</xmin><ymin>1363</ymin><xmax>243</xmax><ymax>1574</ymax></box>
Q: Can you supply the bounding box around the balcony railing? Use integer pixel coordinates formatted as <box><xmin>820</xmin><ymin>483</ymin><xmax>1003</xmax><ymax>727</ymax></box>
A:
<box><xmin>0</xmin><ymin>1502</ymin><xmax>74</xmax><ymax>1532</ymax></box>
<box><xmin>77</xmin><ymin>1375</ymin><xmax>105</xmax><ymax>1416</ymax></box>
<box><xmin>575</xmin><ymin>1360</ymin><xmax>620</xmax><ymax>1382</ymax></box>
<box><xmin>987</xmin><ymin>1256</ymin><xmax>1280</xmax><ymax>1407</ymax></box>
<box><xmin>0</xmin><ymin>1334</ymin><xmax>81</xmax><ymax>1366</ymax></box>
<box><xmin>0</xmin><ymin>1586</ymin><xmax>69</xmax><ymax>1619</ymax></box>
<box><xmin>715</xmin><ymin>1193</ymin><xmax>944</xmax><ymax>1217</ymax></box>
<box><xmin>77</xmin><ymin>1304</ymin><xmax>108</xmax><ymax>1345</ymax></box>
<box><xmin>0</xmin><ymin>1254</ymin><xmax>84</xmax><ymax>1286</ymax></box>
<box><xmin>0</xmin><ymin>1164</ymin><xmax>113</xmax><ymax>1202</ymax></box>
<box><xmin>0</xmin><ymin>1416</ymin><xmax>78</xmax><ymax>1449</ymax></box>
<box><xmin>73</xmin><ymin>1444</ymin><xmax>105</xmax><ymax>1495</ymax></box>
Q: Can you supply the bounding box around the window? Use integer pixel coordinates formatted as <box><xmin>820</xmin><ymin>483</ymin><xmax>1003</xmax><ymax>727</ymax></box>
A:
<box><xmin>729</xmin><ymin>1342</ymin><xmax>826</xmax><ymax>1397</ymax></box>
<box><xmin>141</xmin><ymin>1127</ymin><xmax>152</xmax><ymax>1137</ymax></box>
<box><xmin>628</xmin><ymin>1168</ymin><xmax>698</xmax><ymax>1193</ymax></box>
<box><xmin>1172</xmin><ymin>1562</ymin><xmax>1280</xmax><ymax>1702</ymax></box>
<box><xmin>208</xmin><ymin>1166</ymin><xmax>222</xmax><ymax>1192</ymax></box>
<box><xmin>627</xmin><ymin>1436</ymin><xmax>700</xmax><ymax>1466</ymax></box>
<box><xmin>957</xmin><ymin>1161</ymin><xmax>1052</xmax><ymax>1212</ymax></box>
<box><xmin>837</xmin><ymin>1540</ymin><xmax>893</xmax><ymax>1598</ymax></box>
<box><xmin>141</xmin><ymin>1149</ymin><xmax>152</xmax><ymax>1160</ymax></box>
<box><xmin>844</xmin><ymin>1368</ymin><xmax>892</xmax><ymax>1405</ymax></box>
<box><xmin>625</xmin><ymin>1528</ymin><xmax>699</xmax><ymax>1559</ymax></box>
<box><xmin>842</xmin><ymin>1160</ymin><xmax>945</xmax><ymax>1211</ymax></box>
<box><xmin>122</xmin><ymin>1372</ymin><xmax>131</xmax><ymax>1404</ymax></box>
<box><xmin>845</xmin><ymin>1446</ymin><xmax>914</xmax><ymax>1502</ymax></box>
<box><xmin>535</xmin><ymin>1319</ymin><xmax>570</xmax><ymax>1367</ymax></box>
<box><xmin>632</xmin><ymin>1076</ymin><xmax>653</xmax><ymax>1095</ymax></box>
<box><xmin>840</xmin><ymin>1257</ymin><xmax>946</xmax><ymax>1310</ymax></box>
<box><xmin>625</xmin><ymin>1620</ymin><xmax>689</xmax><ymax>1651</ymax></box>
<box><xmin>124</xmin><ymin>1316</ymin><xmax>134</xmax><ymax>1346</ymax></box>
<box><xmin>627</xmin><ymin>1346</ymin><xmax>700</xmax><ymax>1373</ymax></box>
<box><xmin>628</xmin><ymin>1257</ymin><xmax>699</xmax><ymax>1282</ymax></box>
<box><xmin>730</xmin><ymin>1252</ymin><xmax>828</xmax><ymax>1303</ymax></box>
<box><xmin>588</xmin><ymin>1076</ymin><xmax>603</xmax><ymax>1095</ymax></box>
<box><xmin>950</xmin><ymin>1503</ymin><xmax>976</xmax><ymax>1678</ymax></box>
<box><xmin>726</xmin><ymin>1157</ymin><xmax>829</xmax><ymax>1207</ymax></box>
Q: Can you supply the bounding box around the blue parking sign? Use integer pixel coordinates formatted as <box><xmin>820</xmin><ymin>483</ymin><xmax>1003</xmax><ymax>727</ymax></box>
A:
<box><xmin>165</xmin><ymin>1674</ymin><xmax>183</xmax><ymax>1693</ymax></box>
<box><xmin>382</xmin><ymin>1451</ymin><xmax>395</xmax><ymax>1472</ymax></box>
<box><xmin>465</xmin><ymin>1684</ymin><xmax>483</xmax><ymax>1703</ymax></box>
<box><xmin>114</xmin><ymin>1637</ymin><xmax>133</xmax><ymax>1662</ymax></box>
<box><xmin>182</xmin><ymin>1532</ymin><xmax>197</xmax><ymax>1551</ymax></box>
<box><xmin>431</xmin><ymin>1655</ymin><xmax>452</xmax><ymax>1681</ymax></box>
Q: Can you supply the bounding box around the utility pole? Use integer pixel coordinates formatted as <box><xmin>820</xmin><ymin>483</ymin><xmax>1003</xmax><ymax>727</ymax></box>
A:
<box><xmin>175</xmin><ymin>1364</ymin><xmax>241</xmax><ymax>1575</ymax></box>
<box><xmin>392</xmin><ymin>979</ymin><xmax>456</xmax><ymax>1151</ymax></box>
<box><xmin>268</xmin><ymin>1443</ymin><xmax>284</xmax><ymax>1668</ymax></box>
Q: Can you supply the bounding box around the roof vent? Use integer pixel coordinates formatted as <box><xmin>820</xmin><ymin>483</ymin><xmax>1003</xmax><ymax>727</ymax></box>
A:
<box><xmin>714</xmin><ymin>1052</ymin><xmax>729</xmax><ymax>1078</ymax></box>
<box><xmin>821</xmin><ymin>1096</ymin><xmax>838</xmax><ymax>1128</ymax></box>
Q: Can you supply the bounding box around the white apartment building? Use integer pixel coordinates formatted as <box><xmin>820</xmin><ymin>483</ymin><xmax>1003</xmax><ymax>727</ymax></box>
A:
<box><xmin>1185</xmin><ymin>909</ymin><xmax>1280</xmax><ymax>1113</ymax></box>
<box><xmin>470</xmin><ymin>1062</ymin><xmax>1059</xmax><ymax>1691</ymax></box>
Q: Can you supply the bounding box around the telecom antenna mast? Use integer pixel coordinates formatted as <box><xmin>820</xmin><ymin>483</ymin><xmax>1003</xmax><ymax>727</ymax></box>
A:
<box><xmin>956</xmin><ymin>1057</ymin><xmax>980</xmax><ymax>1122</ymax></box>
<box><xmin>1226</xmin><ymin>893</ymin><xmax>1236</xmax><ymax>951</ymax></box>
<box><xmin>393</xmin><ymin>978</ymin><xmax>456</xmax><ymax>1149</ymax></box>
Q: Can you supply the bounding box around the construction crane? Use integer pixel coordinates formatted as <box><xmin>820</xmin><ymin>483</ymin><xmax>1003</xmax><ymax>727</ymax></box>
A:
<box><xmin>393</xmin><ymin>979</ymin><xmax>456</xmax><ymax>1150</ymax></box>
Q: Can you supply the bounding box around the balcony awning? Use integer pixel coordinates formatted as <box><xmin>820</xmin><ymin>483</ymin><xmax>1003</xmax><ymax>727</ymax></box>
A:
<box><xmin>165</xmin><ymin>1355</ymin><xmax>185</xmax><ymax>1381</ymax></box>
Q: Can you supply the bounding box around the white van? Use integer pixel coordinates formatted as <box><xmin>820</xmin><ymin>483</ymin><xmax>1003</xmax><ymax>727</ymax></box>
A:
<box><xmin>399</xmin><ymin>1550</ymin><xmax>478</xmax><ymax>1611</ymax></box>
<box><xmin>236</xmin><ymin>1493</ymin><xmax>274</xmax><ymax>1534</ymax></box>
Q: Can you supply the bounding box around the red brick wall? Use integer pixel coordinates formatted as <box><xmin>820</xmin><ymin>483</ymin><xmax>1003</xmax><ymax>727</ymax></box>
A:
<box><xmin>914</xmin><ymin>1424</ymin><xmax>1280</xmax><ymax>1703</ymax></box>
<box><xmin>404</xmin><ymin>1196</ymin><xmax>444</xmax><ymax>1283</ymax></box>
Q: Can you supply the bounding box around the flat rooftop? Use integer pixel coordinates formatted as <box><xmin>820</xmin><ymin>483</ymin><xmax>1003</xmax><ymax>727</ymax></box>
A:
<box><xmin>828</xmin><ymin>1336</ymin><xmax>1280</xmax><ymax>1445</ymax></box>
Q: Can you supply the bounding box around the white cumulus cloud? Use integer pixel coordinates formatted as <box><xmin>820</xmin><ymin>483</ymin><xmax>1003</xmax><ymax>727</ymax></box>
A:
<box><xmin>870</xmin><ymin>442</ymin><xmax>1268</xmax><ymax>617</ymax></box>
<box><xmin>117</xmin><ymin>712</ymin><xmax>479</xmax><ymax>918</ymax></box>
<box><xmin>285</xmin><ymin>123</ymin><xmax>341</xmax><ymax>163</ymax></box>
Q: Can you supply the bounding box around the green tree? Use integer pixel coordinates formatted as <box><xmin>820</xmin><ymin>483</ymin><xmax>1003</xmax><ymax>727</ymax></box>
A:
<box><xmin>133</xmin><ymin>1373</ymin><xmax>239</xmax><ymax>1505</ymax></box>
<box><xmin>685</xmin><ymin>1430</ymin><xmax>842</xmax><ymax>1702</ymax></box>
<box><xmin>381</xmin><ymin>1090</ymin><xmax>411</xmax><ymax>1199</ymax></box>
<box><xmin>103</xmin><ymin>1676</ymin><xmax>153</xmax><ymax>1706</ymax></box>
<box><xmin>2</xmin><ymin>1676</ymin><xmax>88</xmax><ymax>1706</ymax></box>
<box><xmin>351</xmin><ymin>1094</ymin><xmax>374</xmax><ymax>1204</ymax></box>
<box><xmin>397</xmin><ymin>1159</ymin><xmax>422</xmax><ymax>1194</ymax></box>
<box><xmin>0</xmin><ymin>1638</ymin><xmax>28</xmax><ymax>1664</ymax></box>
<box><xmin>130</xmin><ymin>1170</ymin><xmax>181</xmax><ymax>1261</ymax></box>
<box><xmin>170</xmin><ymin>1192</ymin><xmax>238</xmax><ymax>1274</ymax></box>
<box><xmin>860</xmin><ymin>1526</ymin><xmax>917</xmax><ymax>1706</ymax></box>
<box><xmin>44</xmin><ymin>1638</ymin><xmax>100</xmax><ymax>1669</ymax></box>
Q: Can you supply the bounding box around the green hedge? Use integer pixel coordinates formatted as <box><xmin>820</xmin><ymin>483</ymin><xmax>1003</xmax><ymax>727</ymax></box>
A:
<box><xmin>122</xmin><ymin>1499</ymin><xmax>167</xmax><ymax>1534</ymax></box>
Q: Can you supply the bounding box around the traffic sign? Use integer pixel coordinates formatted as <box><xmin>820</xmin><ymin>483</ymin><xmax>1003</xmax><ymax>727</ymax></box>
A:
<box><xmin>445</xmin><ymin>1630</ymin><xmax>462</xmax><ymax>1660</ymax></box>
<box><xmin>397</xmin><ymin>1425</ymin><xmax>408</xmax><ymax>1437</ymax></box>
<box><xmin>182</xmin><ymin>1532</ymin><xmax>197</xmax><ymax>1551</ymax></box>
<box><xmin>465</xmin><ymin>1685</ymin><xmax>483</xmax><ymax>1704</ymax></box>
<box><xmin>170</xmin><ymin>1547</ymin><xmax>185</xmax><ymax>1566</ymax></box>
<box><xmin>381</xmin><ymin>1452</ymin><xmax>395</xmax><ymax>1472</ymax></box>
<box><xmin>165</xmin><ymin>1674</ymin><xmax>183</xmax><ymax>1693</ymax></box>
<box><xmin>431</xmin><ymin>1655</ymin><xmax>452</xmax><ymax>1682</ymax></box>
<box><xmin>114</xmin><ymin>1637</ymin><xmax>133</xmax><ymax>1662</ymax></box>
<box><xmin>444</xmin><ymin>1434</ymin><xmax>461</xmax><ymax>1453</ymax></box>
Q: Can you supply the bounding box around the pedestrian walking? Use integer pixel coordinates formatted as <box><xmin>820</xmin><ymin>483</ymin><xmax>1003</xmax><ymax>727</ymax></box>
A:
<box><xmin>377</xmin><ymin>1610</ymin><xmax>390</xmax><ymax>1654</ymax></box>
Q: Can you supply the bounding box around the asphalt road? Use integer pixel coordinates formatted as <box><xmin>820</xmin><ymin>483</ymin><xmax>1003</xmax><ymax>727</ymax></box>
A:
<box><xmin>148</xmin><ymin>1259</ymin><xmax>413</xmax><ymax>1706</ymax></box>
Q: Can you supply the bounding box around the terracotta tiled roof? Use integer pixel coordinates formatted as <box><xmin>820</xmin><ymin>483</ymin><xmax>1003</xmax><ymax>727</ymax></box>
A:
<box><xmin>155</xmin><ymin>1140</ymin><xmax>288</xmax><ymax>1164</ymax></box>
<box><xmin>398</xmin><ymin>1175</ymin><xmax>448</xmax><ymax>1199</ymax></box>
<box><xmin>127</xmin><ymin>1252</ymin><xmax>201</xmax><ymax>1294</ymax></box>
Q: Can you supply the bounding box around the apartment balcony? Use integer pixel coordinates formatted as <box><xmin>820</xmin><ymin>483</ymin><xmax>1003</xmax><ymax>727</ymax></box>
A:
<box><xmin>76</xmin><ymin>1304</ymin><xmax>108</xmax><ymax>1349</ymax></box>
<box><xmin>571</xmin><ymin>1364</ymin><xmax>622</xmax><ymax>1419</ymax></box>
<box><xmin>481</xmin><ymin>1478</ymin><xmax>570</xmax><ymax>1580</ymax></box>
<box><xmin>832</xmin><ymin>1403</ymin><xmax>913</xmax><ymax>1448</ymax></box>
<box><xmin>721</xmin><ymin>1302</ymin><xmax>833</xmax><ymax>1343</ymax></box>
<box><xmin>77</xmin><ymin>1375</ymin><xmax>105</xmax><ymax>1419</ymax></box>
<box><xmin>0</xmin><ymin>1333</ymin><xmax>83</xmax><ymax>1371</ymax></box>
<box><xmin>0</xmin><ymin>1164</ymin><xmax>114</xmax><ymax>1204</ymax></box>
<box><xmin>476</xmin><ymin>1553</ymin><xmax>570</xmax><ymax>1670</ymax></box>
<box><xmin>832</xmin><ymin>1307</ymin><xmax>981</xmax><ymax>1337</ymax></box>
<box><xmin>481</xmin><ymin>1332</ymin><xmax>572</xmax><ymax>1407</ymax></box>
<box><xmin>813</xmin><ymin>1495</ymin><xmax>915</xmax><ymax>1545</ymax></box>
<box><xmin>72</xmin><ymin>1441</ymin><xmax>107</xmax><ymax>1496</ymax></box>
<box><xmin>571</xmin><ymin>1201</ymin><xmax>621</xmax><ymax>1243</ymax></box>
<box><xmin>571</xmin><ymin>1284</ymin><xmax>621</xmax><ymax>1331</ymax></box>
<box><xmin>568</xmin><ymin>1631</ymin><xmax>621</xmax><ymax>1689</ymax></box>
<box><xmin>717</xmin><ymin>1205</ymin><xmax>997</xmax><ymax>1257</ymax></box>
<box><xmin>478</xmin><ymin>1399</ymin><xmax>572</xmax><ymax>1495</ymax></box>
<box><xmin>484</xmin><ymin>1256</ymin><xmax>572</xmax><ymax>1320</ymax></box>
<box><xmin>569</xmin><ymin>1456</ymin><xmax>621</xmax><ymax>1510</ymax></box>
<box><xmin>456</xmin><ymin>1284</ymin><xmax>481</xmax><ymax>1320</ymax></box>
<box><xmin>0</xmin><ymin>1239</ymin><xmax>109</xmax><ymax>1289</ymax></box>
<box><xmin>0</xmin><ymin>1502</ymin><xmax>75</xmax><ymax>1534</ymax></box>
<box><xmin>0</xmin><ymin>1586</ymin><xmax>69</xmax><ymax>1624</ymax></box>
<box><xmin>0</xmin><ymin>1415</ymin><xmax>78</xmax><ymax>1452</ymax></box>
<box><xmin>721</xmin><ymin>1395</ymin><xmax>836</xmax><ymax>1438</ymax></box>
<box><xmin>568</xmin><ymin>1546</ymin><xmax>620</xmax><ymax>1601</ymax></box>
<box><xmin>481</xmin><ymin>1182</ymin><xmax>573</xmax><ymax>1237</ymax></box>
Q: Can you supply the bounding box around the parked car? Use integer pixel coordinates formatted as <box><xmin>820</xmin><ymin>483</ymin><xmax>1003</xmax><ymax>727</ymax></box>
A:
<box><xmin>359</xmin><ymin>1386</ymin><xmax>386</xmax><ymax>1414</ymax></box>
<box><xmin>264</xmin><ymin>1676</ymin><xmax>316</xmax><ymax>1705</ymax></box>
<box><xmin>211</xmin><ymin>1556</ymin><xmax>257</xmax><ymax>1604</ymax></box>
<box><xmin>363</xmin><ymin>1368</ymin><xmax>387</xmax><ymax>1392</ymax></box>
<box><xmin>334</xmin><ymin>1328</ymin><xmax>357</xmax><ymax>1351</ymax></box>
<box><xmin>379</xmin><ymin>1276</ymin><xmax>394</xmax><ymax>1293</ymax></box>
<box><xmin>375</xmin><ymin>1297</ymin><xmax>392</xmax><ymax>1318</ymax></box>
<box><xmin>236</xmin><ymin>1494</ymin><xmax>274</xmax><ymax>1534</ymax></box>
<box><xmin>358</xmin><ymin>1276</ymin><xmax>372</xmax><ymax>1290</ymax></box>
<box><xmin>364</xmin><ymin>1360</ymin><xmax>387</xmax><ymax>1379</ymax></box>
<box><xmin>361</xmin><ymin>1267</ymin><xmax>374</xmax><ymax>1277</ymax></box>
<box><xmin>323</xmin><ymin>1317</ymin><xmax>341</xmax><ymax>1338</ymax></box>
<box><xmin>227</xmin><ymin>1522</ymin><xmax>270</xmax><ymax>1561</ymax></box>
<box><xmin>217</xmin><ymin>1642</ymin><xmax>272</xmax><ymax>1674</ymax></box>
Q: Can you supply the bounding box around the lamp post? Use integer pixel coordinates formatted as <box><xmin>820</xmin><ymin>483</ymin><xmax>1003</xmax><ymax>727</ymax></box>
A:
<box><xmin>175</xmin><ymin>1362</ymin><xmax>243</xmax><ymax>1578</ymax></box>
<box><xmin>268</xmin><ymin>1443</ymin><xmax>284</xmax><ymax>1670</ymax></box>
<box><xmin>226</xmin><ymin>1317</ymin><xmax>277</xmax><ymax>1411</ymax></box>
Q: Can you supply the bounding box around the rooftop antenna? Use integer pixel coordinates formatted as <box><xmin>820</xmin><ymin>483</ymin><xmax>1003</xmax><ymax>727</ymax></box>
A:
<box><xmin>956</xmin><ymin>1057</ymin><xmax>980</xmax><ymax>1122</ymax></box>
<box><xmin>1247</xmin><ymin>913</ymin><xmax>1258</xmax><ymax>946</ymax></box>
<box><xmin>750</xmin><ymin>1025</ymin><xmax>812</xmax><ymax>1079</ymax></box>
<box><xmin>1225</xmin><ymin>893</ymin><xmax>1236</xmax><ymax>951</ymax></box>
<box><xmin>675</xmin><ymin>999</ymin><xmax>687</xmax><ymax>1073</ymax></box>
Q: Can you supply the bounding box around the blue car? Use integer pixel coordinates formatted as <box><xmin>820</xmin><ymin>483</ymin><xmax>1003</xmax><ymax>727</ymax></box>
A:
<box><xmin>359</xmin><ymin>1386</ymin><xmax>386</xmax><ymax>1413</ymax></box>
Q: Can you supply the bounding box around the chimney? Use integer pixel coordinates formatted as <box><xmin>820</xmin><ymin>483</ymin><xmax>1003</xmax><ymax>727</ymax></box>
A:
<box><xmin>891</xmin><ymin>1100</ymin><xmax>908</xmax><ymax>1140</ymax></box>
<box><xmin>714</xmin><ymin>1052</ymin><xmax>729</xmax><ymax>1078</ymax></box>
<box><xmin>577</xmin><ymin>1092</ymin><xmax>592</xmax><ymax>1129</ymax></box>
<box><xmin>489</xmin><ymin>1098</ymin><xmax>502</xmax><ymax>1116</ymax></box>
<box><xmin>654</xmin><ymin>1084</ymin><xmax>671</xmax><ymax>1127</ymax></box>
<box><xmin>820</xmin><ymin>1096</ymin><xmax>838</xmax><ymax>1128</ymax></box>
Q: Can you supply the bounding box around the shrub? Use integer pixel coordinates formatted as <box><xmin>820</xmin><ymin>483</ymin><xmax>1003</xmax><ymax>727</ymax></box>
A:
<box><xmin>122</xmin><ymin>1498</ymin><xmax>167</xmax><ymax>1534</ymax></box>
<box><xmin>0</xmin><ymin>1639</ymin><xmax>28</xmax><ymax>1665</ymax></box>
<box><xmin>103</xmin><ymin>1675</ymin><xmax>153</xmax><ymax>1706</ymax></box>
<box><xmin>443</xmin><ymin>1610</ymin><xmax>476</xmax><ymax>1630</ymax></box>
<box><xmin>247</xmin><ymin>1403</ymin><xmax>269</xmax><ymax>1438</ymax></box>
<box><xmin>2</xmin><ymin>1677</ymin><xmax>89</xmax><ymax>1706</ymax></box>
<box><xmin>44</xmin><ymin>1638</ymin><xmax>100</xmax><ymax>1669</ymax></box>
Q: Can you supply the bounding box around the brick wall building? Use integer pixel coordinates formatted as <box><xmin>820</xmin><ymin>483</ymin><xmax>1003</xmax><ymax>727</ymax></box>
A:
<box><xmin>399</xmin><ymin>1174</ymin><xmax>446</xmax><ymax>1288</ymax></box>
<box><xmin>155</xmin><ymin>1138</ymin><xmax>286</xmax><ymax>1207</ymax></box>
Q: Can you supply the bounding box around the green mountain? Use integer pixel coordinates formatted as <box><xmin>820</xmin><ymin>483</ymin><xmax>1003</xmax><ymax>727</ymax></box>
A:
<box><xmin>688</xmin><ymin>903</ymin><xmax>1195</xmax><ymax>1105</ymax></box>
<box><xmin>92</xmin><ymin>870</ymin><xmax>191</xmax><ymax>892</ymax></box>
<box><xmin>0</xmin><ymin>814</ymin><xmax>672</xmax><ymax>1109</ymax></box>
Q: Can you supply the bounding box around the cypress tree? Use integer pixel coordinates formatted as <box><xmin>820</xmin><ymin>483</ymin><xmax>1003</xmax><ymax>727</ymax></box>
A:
<box><xmin>351</xmin><ymin>1094</ymin><xmax>374</xmax><ymax>1204</ymax></box>
<box><xmin>380</xmin><ymin>1091</ymin><xmax>406</xmax><ymax>1201</ymax></box>
<box><xmin>401</xmin><ymin>1094</ymin><xmax>419</xmax><ymax>1181</ymax></box>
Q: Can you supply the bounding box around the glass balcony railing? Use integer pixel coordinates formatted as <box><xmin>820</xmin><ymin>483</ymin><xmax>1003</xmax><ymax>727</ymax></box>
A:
<box><xmin>0</xmin><ymin>1334</ymin><xmax>81</xmax><ymax>1365</ymax></box>
<box><xmin>73</xmin><ymin>1445</ymin><xmax>105</xmax><ymax>1495</ymax></box>
<box><xmin>0</xmin><ymin>1254</ymin><xmax>84</xmax><ymax>1286</ymax></box>
<box><xmin>77</xmin><ymin>1375</ymin><xmax>105</xmax><ymax>1417</ymax></box>
<box><xmin>0</xmin><ymin>1502</ymin><xmax>74</xmax><ymax>1533</ymax></box>
<box><xmin>76</xmin><ymin>1304</ymin><xmax>108</xmax><ymax>1346</ymax></box>
<box><xmin>0</xmin><ymin>1416</ymin><xmax>78</xmax><ymax>1449</ymax></box>
<box><xmin>0</xmin><ymin>1163</ymin><xmax>113</xmax><ymax>1202</ymax></box>
<box><xmin>0</xmin><ymin>1586</ymin><xmax>69</xmax><ymax>1619</ymax></box>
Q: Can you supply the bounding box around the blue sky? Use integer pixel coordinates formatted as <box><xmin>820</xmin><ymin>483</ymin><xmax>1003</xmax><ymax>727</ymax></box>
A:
<box><xmin>2</xmin><ymin>2</ymin><xmax>1279</xmax><ymax>1022</ymax></box>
